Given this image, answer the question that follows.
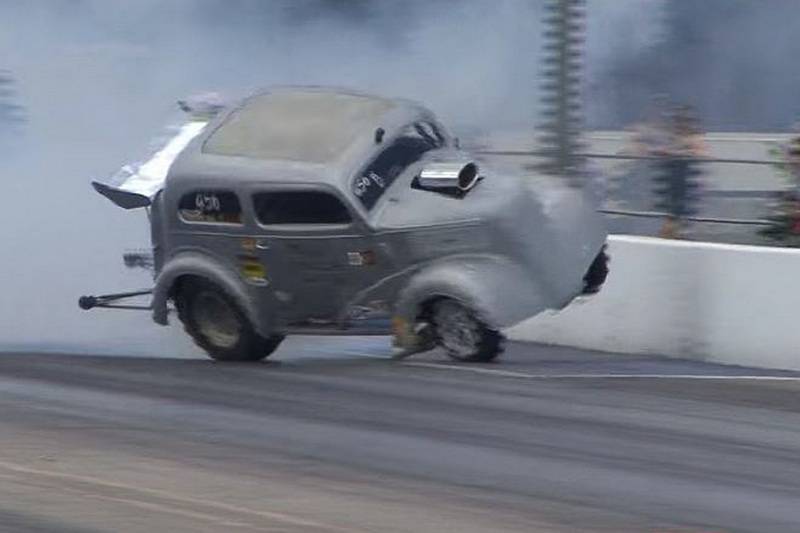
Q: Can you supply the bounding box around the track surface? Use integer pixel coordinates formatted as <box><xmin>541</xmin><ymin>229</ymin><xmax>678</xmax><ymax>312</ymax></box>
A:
<box><xmin>1</xmin><ymin>338</ymin><xmax>800</xmax><ymax>532</ymax></box>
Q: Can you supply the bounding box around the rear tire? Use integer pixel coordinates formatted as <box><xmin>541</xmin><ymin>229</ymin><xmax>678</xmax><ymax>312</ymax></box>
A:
<box><xmin>431</xmin><ymin>299</ymin><xmax>504</xmax><ymax>362</ymax></box>
<box><xmin>176</xmin><ymin>278</ymin><xmax>283</xmax><ymax>362</ymax></box>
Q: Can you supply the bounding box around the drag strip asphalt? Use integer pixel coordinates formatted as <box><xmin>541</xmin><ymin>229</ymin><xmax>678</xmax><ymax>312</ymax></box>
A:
<box><xmin>0</xmin><ymin>339</ymin><xmax>798</xmax><ymax>532</ymax></box>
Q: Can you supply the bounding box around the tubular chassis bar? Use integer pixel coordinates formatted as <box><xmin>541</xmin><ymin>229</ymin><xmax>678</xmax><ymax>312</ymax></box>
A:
<box><xmin>78</xmin><ymin>289</ymin><xmax>153</xmax><ymax>311</ymax></box>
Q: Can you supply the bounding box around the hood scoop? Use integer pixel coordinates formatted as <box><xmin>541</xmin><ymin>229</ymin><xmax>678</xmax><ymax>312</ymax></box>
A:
<box><xmin>414</xmin><ymin>157</ymin><xmax>483</xmax><ymax>198</ymax></box>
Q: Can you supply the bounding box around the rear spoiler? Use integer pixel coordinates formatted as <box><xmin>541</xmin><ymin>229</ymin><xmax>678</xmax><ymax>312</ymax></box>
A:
<box><xmin>92</xmin><ymin>93</ymin><xmax>227</xmax><ymax>209</ymax></box>
<box><xmin>92</xmin><ymin>120</ymin><xmax>207</xmax><ymax>209</ymax></box>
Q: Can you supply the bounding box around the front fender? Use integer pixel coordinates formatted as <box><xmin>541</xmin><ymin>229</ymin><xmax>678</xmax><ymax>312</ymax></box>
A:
<box><xmin>395</xmin><ymin>254</ymin><xmax>547</xmax><ymax>330</ymax></box>
<box><xmin>151</xmin><ymin>251</ymin><xmax>266</xmax><ymax>335</ymax></box>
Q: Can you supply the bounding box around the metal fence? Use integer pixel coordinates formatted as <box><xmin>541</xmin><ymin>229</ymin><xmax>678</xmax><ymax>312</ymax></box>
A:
<box><xmin>476</xmin><ymin>148</ymin><xmax>792</xmax><ymax>245</ymax></box>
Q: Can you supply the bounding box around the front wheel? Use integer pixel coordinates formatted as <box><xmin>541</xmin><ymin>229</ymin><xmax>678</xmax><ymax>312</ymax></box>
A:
<box><xmin>431</xmin><ymin>299</ymin><xmax>504</xmax><ymax>362</ymax></box>
<box><xmin>176</xmin><ymin>279</ymin><xmax>283</xmax><ymax>362</ymax></box>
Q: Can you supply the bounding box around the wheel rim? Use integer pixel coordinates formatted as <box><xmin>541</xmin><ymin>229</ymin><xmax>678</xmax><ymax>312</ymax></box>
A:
<box><xmin>193</xmin><ymin>291</ymin><xmax>242</xmax><ymax>349</ymax></box>
<box><xmin>433</xmin><ymin>301</ymin><xmax>481</xmax><ymax>358</ymax></box>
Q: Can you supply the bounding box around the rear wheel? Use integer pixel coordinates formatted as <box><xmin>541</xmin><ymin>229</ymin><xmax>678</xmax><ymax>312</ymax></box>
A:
<box><xmin>176</xmin><ymin>279</ymin><xmax>283</xmax><ymax>362</ymax></box>
<box><xmin>431</xmin><ymin>299</ymin><xmax>504</xmax><ymax>362</ymax></box>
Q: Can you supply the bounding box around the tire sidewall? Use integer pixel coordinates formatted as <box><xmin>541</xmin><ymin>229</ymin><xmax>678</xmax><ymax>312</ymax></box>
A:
<box><xmin>432</xmin><ymin>299</ymin><xmax>503</xmax><ymax>363</ymax></box>
<box><xmin>179</xmin><ymin>279</ymin><xmax>274</xmax><ymax>361</ymax></box>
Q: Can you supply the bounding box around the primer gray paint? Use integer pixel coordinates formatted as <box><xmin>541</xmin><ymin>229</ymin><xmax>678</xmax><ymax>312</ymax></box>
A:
<box><xmin>144</xmin><ymin>88</ymin><xmax>607</xmax><ymax>343</ymax></box>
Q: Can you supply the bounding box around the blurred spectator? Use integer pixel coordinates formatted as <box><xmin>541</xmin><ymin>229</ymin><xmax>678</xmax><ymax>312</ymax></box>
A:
<box><xmin>760</xmin><ymin>131</ymin><xmax>800</xmax><ymax>246</ymax></box>
<box><xmin>615</xmin><ymin>99</ymin><xmax>706</xmax><ymax>239</ymax></box>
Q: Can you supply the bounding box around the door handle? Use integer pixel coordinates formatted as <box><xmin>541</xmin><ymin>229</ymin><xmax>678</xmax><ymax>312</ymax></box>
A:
<box><xmin>255</xmin><ymin>240</ymin><xmax>270</xmax><ymax>250</ymax></box>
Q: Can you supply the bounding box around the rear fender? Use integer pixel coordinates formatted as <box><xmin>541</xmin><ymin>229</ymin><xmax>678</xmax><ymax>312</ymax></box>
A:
<box><xmin>151</xmin><ymin>252</ymin><xmax>268</xmax><ymax>335</ymax></box>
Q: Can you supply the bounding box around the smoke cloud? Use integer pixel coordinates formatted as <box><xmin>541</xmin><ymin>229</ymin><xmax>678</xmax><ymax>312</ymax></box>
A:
<box><xmin>0</xmin><ymin>0</ymin><xmax>713</xmax><ymax>355</ymax></box>
<box><xmin>592</xmin><ymin>0</ymin><xmax>800</xmax><ymax>131</ymax></box>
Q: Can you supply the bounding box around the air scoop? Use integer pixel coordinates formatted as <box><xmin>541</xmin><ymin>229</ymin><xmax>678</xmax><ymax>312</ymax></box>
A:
<box><xmin>416</xmin><ymin>158</ymin><xmax>482</xmax><ymax>196</ymax></box>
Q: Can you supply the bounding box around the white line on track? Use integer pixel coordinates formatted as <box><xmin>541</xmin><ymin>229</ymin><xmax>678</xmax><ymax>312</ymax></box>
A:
<box><xmin>0</xmin><ymin>460</ymin><xmax>349</xmax><ymax>532</ymax></box>
<box><xmin>316</xmin><ymin>350</ymin><xmax>800</xmax><ymax>381</ymax></box>
<box><xmin>303</xmin><ymin>349</ymin><xmax>389</xmax><ymax>360</ymax></box>
<box><xmin>401</xmin><ymin>361</ymin><xmax>800</xmax><ymax>381</ymax></box>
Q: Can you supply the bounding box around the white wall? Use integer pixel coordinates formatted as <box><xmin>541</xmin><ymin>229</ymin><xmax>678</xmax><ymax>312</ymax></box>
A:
<box><xmin>508</xmin><ymin>235</ymin><xmax>800</xmax><ymax>370</ymax></box>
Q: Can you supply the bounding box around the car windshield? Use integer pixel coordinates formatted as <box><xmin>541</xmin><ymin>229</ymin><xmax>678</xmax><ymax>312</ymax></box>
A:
<box><xmin>352</xmin><ymin>122</ymin><xmax>446</xmax><ymax>210</ymax></box>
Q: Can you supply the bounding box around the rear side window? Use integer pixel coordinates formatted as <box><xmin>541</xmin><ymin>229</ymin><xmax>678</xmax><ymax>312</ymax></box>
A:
<box><xmin>178</xmin><ymin>190</ymin><xmax>242</xmax><ymax>224</ymax></box>
<box><xmin>353</xmin><ymin>123</ymin><xmax>443</xmax><ymax>210</ymax></box>
<box><xmin>254</xmin><ymin>191</ymin><xmax>352</xmax><ymax>225</ymax></box>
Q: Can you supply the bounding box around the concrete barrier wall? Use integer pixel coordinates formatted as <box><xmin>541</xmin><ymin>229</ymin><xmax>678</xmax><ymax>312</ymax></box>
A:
<box><xmin>508</xmin><ymin>235</ymin><xmax>800</xmax><ymax>371</ymax></box>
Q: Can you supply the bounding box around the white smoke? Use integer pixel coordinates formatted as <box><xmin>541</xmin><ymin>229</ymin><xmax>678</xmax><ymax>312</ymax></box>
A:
<box><xmin>0</xmin><ymin>0</ymin><xmax>658</xmax><ymax>355</ymax></box>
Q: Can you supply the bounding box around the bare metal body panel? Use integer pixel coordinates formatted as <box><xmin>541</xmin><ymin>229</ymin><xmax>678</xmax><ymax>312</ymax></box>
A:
<box><xmin>95</xmin><ymin>87</ymin><xmax>607</xmax><ymax>339</ymax></box>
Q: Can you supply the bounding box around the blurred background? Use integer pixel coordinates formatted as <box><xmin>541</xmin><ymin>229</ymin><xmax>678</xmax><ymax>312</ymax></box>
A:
<box><xmin>2</xmin><ymin>0</ymin><xmax>800</xmax><ymax>354</ymax></box>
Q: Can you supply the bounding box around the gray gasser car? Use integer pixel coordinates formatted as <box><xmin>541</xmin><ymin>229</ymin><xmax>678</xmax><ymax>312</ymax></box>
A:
<box><xmin>82</xmin><ymin>87</ymin><xmax>609</xmax><ymax>362</ymax></box>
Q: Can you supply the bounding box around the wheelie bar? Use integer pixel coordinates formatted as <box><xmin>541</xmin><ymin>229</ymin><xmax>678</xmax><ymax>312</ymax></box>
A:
<box><xmin>78</xmin><ymin>289</ymin><xmax>154</xmax><ymax>311</ymax></box>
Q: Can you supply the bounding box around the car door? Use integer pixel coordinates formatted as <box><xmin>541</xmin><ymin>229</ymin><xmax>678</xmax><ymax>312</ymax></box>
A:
<box><xmin>173</xmin><ymin>187</ymin><xmax>281</xmax><ymax>333</ymax></box>
<box><xmin>250</xmin><ymin>187</ymin><xmax>380</xmax><ymax>323</ymax></box>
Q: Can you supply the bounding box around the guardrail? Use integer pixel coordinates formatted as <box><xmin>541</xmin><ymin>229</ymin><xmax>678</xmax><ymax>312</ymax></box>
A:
<box><xmin>475</xmin><ymin>149</ymin><xmax>781</xmax><ymax>166</ymax></box>
<box><xmin>508</xmin><ymin>235</ymin><xmax>800</xmax><ymax>371</ymax></box>
<box><xmin>599</xmin><ymin>208</ymin><xmax>772</xmax><ymax>226</ymax></box>
<box><xmin>479</xmin><ymin>148</ymin><xmax>790</xmax><ymax>235</ymax></box>
<box><xmin>491</xmin><ymin>147</ymin><xmax>800</xmax><ymax>369</ymax></box>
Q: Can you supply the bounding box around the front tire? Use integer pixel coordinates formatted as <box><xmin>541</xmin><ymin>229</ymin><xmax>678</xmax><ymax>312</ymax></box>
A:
<box><xmin>431</xmin><ymin>299</ymin><xmax>504</xmax><ymax>362</ymax></box>
<box><xmin>176</xmin><ymin>279</ymin><xmax>283</xmax><ymax>362</ymax></box>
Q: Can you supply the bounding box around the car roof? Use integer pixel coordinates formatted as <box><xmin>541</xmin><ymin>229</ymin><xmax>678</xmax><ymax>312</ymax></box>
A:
<box><xmin>204</xmin><ymin>88</ymin><xmax>397</xmax><ymax>164</ymax></box>
<box><xmin>167</xmin><ymin>87</ymin><xmax>432</xmax><ymax>194</ymax></box>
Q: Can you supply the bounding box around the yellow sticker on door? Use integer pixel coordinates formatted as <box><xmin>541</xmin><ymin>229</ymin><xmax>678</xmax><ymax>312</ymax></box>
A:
<box><xmin>240</xmin><ymin>257</ymin><xmax>268</xmax><ymax>285</ymax></box>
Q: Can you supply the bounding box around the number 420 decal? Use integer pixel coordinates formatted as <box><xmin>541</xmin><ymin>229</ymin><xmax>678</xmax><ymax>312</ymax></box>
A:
<box><xmin>352</xmin><ymin>172</ymin><xmax>385</xmax><ymax>197</ymax></box>
<box><xmin>195</xmin><ymin>192</ymin><xmax>222</xmax><ymax>213</ymax></box>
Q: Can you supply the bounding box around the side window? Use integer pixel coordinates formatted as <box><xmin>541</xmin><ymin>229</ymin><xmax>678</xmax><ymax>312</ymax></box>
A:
<box><xmin>178</xmin><ymin>190</ymin><xmax>242</xmax><ymax>224</ymax></box>
<box><xmin>254</xmin><ymin>191</ymin><xmax>352</xmax><ymax>225</ymax></box>
<box><xmin>353</xmin><ymin>123</ymin><xmax>443</xmax><ymax>210</ymax></box>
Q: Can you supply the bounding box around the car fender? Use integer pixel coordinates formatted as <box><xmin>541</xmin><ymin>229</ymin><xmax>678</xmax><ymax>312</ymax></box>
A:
<box><xmin>151</xmin><ymin>251</ymin><xmax>267</xmax><ymax>335</ymax></box>
<box><xmin>395</xmin><ymin>254</ymin><xmax>548</xmax><ymax>331</ymax></box>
